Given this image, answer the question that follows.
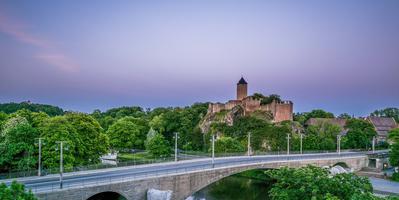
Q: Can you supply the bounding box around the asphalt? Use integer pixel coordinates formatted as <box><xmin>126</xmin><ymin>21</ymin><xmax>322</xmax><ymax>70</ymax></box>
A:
<box><xmin>0</xmin><ymin>151</ymin><xmax>369</xmax><ymax>194</ymax></box>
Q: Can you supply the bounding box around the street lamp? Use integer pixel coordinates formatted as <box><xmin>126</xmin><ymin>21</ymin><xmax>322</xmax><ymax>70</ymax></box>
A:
<box><xmin>211</xmin><ymin>134</ymin><xmax>215</xmax><ymax>168</ymax></box>
<box><xmin>287</xmin><ymin>133</ymin><xmax>290</xmax><ymax>155</ymax></box>
<box><xmin>247</xmin><ymin>132</ymin><xmax>251</xmax><ymax>156</ymax></box>
<box><xmin>35</xmin><ymin>138</ymin><xmax>44</xmax><ymax>176</ymax></box>
<box><xmin>337</xmin><ymin>135</ymin><xmax>341</xmax><ymax>155</ymax></box>
<box><xmin>372</xmin><ymin>136</ymin><xmax>375</xmax><ymax>153</ymax></box>
<box><xmin>174</xmin><ymin>132</ymin><xmax>179</xmax><ymax>162</ymax></box>
<box><xmin>56</xmin><ymin>141</ymin><xmax>67</xmax><ymax>189</ymax></box>
<box><xmin>300</xmin><ymin>134</ymin><xmax>303</xmax><ymax>155</ymax></box>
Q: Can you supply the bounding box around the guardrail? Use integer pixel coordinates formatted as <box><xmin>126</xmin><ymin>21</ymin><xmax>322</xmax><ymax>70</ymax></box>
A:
<box><xmin>0</xmin><ymin>149</ymin><xmax>384</xmax><ymax>180</ymax></box>
<box><xmin>26</xmin><ymin>152</ymin><xmax>367</xmax><ymax>194</ymax></box>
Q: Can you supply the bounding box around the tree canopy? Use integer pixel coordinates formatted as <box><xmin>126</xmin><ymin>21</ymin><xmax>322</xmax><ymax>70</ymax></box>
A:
<box><xmin>0</xmin><ymin>102</ymin><xmax>63</xmax><ymax>116</ymax></box>
<box><xmin>40</xmin><ymin>113</ymin><xmax>109</xmax><ymax>168</ymax></box>
<box><xmin>0</xmin><ymin>181</ymin><xmax>37</xmax><ymax>200</ymax></box>
<box><xmin>266</xmin><ymin>166</ymin><xmax>386</xmax><ymax>200</ymax></box>
<box><xmin>371</xmin><ymin>107</ymin><xmax>399</xmax><ymax>123</ymax></box>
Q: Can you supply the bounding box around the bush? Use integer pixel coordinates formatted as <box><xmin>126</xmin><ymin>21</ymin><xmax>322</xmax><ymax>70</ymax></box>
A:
<box><xmin>0</xmin><ymin>181</ymin><xmax>37</xmax><ymax>200</ymax></box>
<box><xmin>212</xmin><ymin>136</ymin><xmax>244</xmax><ymax>153</ymax></box>
<box><xmin>392</xmin><ymin>172</ymin><xmax>399</xmax><ymax>182</ymax></box>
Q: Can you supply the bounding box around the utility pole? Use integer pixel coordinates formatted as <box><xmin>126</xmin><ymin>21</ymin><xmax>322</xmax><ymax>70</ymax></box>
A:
<box><xmin>300</xmin><ymin>134</ymin><xmax>303</xmax><ymax>155</ymax></box>
<box><xmin>372</xmin><ymin>136</ymin><xmax>375</xmax><ymax>153</ymax></box>
<box><xmin>212</xmin><ymin>134</ymin><xmax>215</xmax><ymax>168</ymax></box>
<box><xmin>56</xmin><ymin>141</ymin><xmax>67</xmax><ymax>189</ymax></box>
<box><xmin>36</xmin><ymin>138</ymin><xmax>44</xmax><ymax>176</ymax></box>
<box><xmin>247</xmin><ymin>132</ymin><xmax>251</xmax><ymax>156</ymax></box>
<box><xmin>337</xmin><ymin>135</ymin><xmax>341</xmax><ymax>155</ymax></box>
<box><xmin>174</xmin><ymin>132</ymin><xmax>179</xmax><ymax>162</ymax></box>
<box><xmin>287</xmin><ymin>134</ymin><xmax>290</xmax><ymax>155</ymax></box>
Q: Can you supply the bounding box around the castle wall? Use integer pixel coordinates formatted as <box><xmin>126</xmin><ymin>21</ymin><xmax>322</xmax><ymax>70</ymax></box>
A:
<box><xmin>273</xmin><ymin>101</ymin><xmax>293</xmax><ymax>122</ymax></box>
<box><xmin>242</xmin><ymin>97</ymin><xmax>261</xmax><ymax>114</ymax></box>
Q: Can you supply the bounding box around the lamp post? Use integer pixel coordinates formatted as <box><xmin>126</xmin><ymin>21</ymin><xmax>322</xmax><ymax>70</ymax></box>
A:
<box><xmin>247</xmin><ymin>132</ymin><xmax>251</xmax><ymax>156</ymax></box>
<box><xmin>372</xmin><ymin>136</ymin><xmax>375</xmax><ymax>153</ymax></box>
<box><xmin>337</xmin><ymin>135</ymin><xmax>341</xmax><ymax>155</ymax></box>
<box><xmin>212</xmin><ymin>134</ymin><xmax>215</xmax><ymax>168</ymax></box>
<box><xmin>36</xmin><ymin>138</ymin><xmax>44</xmax><ymax>176</ymax></box>
<box><xmin>287</xmin><ymin>134</ymin><xmax>290</xmax><ymax>155</ymax></box>
<box><xmin>174</xmin><ymin>132</ymin><xmax>179</xmax><ymax>162</ymax></box>
<box><xmin>300</xmin><ymin>134</ymin><xmax>303</xmax><ymax>155</ymax></box>
<box><xmin>56</xmin><ymin>141</ymin><xmax>67</xmax><ymax>189</ymax></box>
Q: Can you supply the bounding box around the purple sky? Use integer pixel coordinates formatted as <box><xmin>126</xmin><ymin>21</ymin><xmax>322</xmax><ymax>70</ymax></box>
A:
<box><xmin>0</xmin><ymin>0</ymin><xmax>398</xmax><ymax>116</ymax></box>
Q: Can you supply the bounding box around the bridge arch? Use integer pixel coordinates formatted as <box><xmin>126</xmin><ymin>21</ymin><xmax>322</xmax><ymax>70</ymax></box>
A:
<box><xmin>86</xmin><ymin>190</ymin><xmax>127</xmax><ymax>200</ymax></box>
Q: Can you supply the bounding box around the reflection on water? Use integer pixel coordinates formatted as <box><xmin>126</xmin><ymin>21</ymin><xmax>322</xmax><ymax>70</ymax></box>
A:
<box><xmin>190</xmin><ymin>171</ymin><xmax>272</xmax><ymax>200</ymax></box>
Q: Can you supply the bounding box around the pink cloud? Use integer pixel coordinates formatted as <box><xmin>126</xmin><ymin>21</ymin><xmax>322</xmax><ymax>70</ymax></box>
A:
<box><xmin>35</xmin><ymin>53</ymin><xmax>79</xmax><ymax>72</ymax></box>
<box><xmin>0</xmin><ymin>8</ymin><xmax>79</xmax><ymax>72</ymax></box>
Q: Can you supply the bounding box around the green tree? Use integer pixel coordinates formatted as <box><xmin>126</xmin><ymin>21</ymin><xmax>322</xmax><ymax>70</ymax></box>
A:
<box><xmin>106</xmin><ymin>117</ymin><xmax>148</xmax><ymax>150</ymax></box>
<box><xmin>338</xmin><ymin>113</ymin><xmax>352</xmax><ymax>119</ymax></box>
<box><xmin>212</xmin><ymin>136</ymin><xmax>244</xmax><ymax>153</ymax></box>
<box><xmin>0</xmin><ymin>102</ymin><xmax>63</xmax><ymax>116</ymax></box>
<box><xmin>371</xmin><ymin>107</ymin><xmax>399</xmax><ymax>123</ymax></box>
<box><xmin>145</xmin><ymin>133</ymin><xmax>171</xmax><ymax>158</ymax></box>
<box><xmin>294</xmin><ymin>109</ymin><xmax>335</xmax><ymax>125</ymax></box>
<box><xmin>0</xmin><ymin>116</ymin><xmax>38</xmax><ymax>172</ymax></box>
<box><xmin>388</xmin><ymin>128</ymin><xmax>399</xmax><ymax>168</ymax></box>
<box><xmin>304</xmin><ymin>122</ymin><xmax>341</xmax><ymax>150</ymax></box>
<box><xmin>41</xmin><ymin>113</ymin><xmax>109</xmax><ymax>168</ymax></box>
<box><xmin>266</xmin><ymin>166</ymin><xmax>374</xmax><ymax>200</ymax></box>
<box><xmin>0</xmin><ymin>181</ymin><xmax>37</xmax><ymax>200</ymax></box>
<box><xmin>343</xmin><ymin>119</ymin><xmax>376</xmax><ymax>149</ymax></box>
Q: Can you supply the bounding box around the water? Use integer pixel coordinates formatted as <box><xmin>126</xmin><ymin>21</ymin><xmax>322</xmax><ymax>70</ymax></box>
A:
<box><xmin>191</xmin><ymin>170</ymin><xmax>272</xmax><ymax>200</ymax></box>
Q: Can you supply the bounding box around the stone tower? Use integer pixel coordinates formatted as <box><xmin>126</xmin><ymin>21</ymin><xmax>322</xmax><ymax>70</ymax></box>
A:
<box><xmin>237</xmin><ymin>77</ymin><xmax>248</xmax><ymax>100</ymax></box>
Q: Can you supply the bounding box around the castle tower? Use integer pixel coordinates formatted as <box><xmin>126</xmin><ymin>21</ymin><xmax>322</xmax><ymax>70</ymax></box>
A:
<box><xmin>237</xmin><ymin>77</ymin><xmax>248</xmax><ymax>100</ymax></box>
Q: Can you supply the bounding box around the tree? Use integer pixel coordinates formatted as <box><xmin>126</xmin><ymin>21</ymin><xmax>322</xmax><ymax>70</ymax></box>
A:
<box><xmin>41</xmin><ymin>113</ymin><xmax>109</xmax><ymax>168</ymax></box>
<box><xmin>145</xmin><ymin>133</ymin><xmax>171</xmax><ymax>158</ymax></box>
<box><xmin>343</xmin><ymin>119</ymin><xmax>376</xmax><ymax>149</ymax></box>
<box><xmin>0</xmin><ymin>112</ymin><xmax>8</xmax><ymax>132</ymax></box>
<box><xmin>304</xmin><ymin>122</ymin><xmax>341</xmax><ymax>150</ymax></box>
<box><xmin>0</xmin><ymin>181</ymin><xmax>37</xmax><ymax>200</ymax></box>
<box><xmin>338</xmin><ymin>113</ymin><xmax>352</xmax><ymax>119</ymax></box>
<box><xmin>371</xmin><ymin>107</ymin><xmax>399</xmax><ymax>123</ymax></box>
<box><xmin>266</xmin><ymin>166</ymin><xmax>375</xmax><ymax>200</ymax></box>
<box><xmin>212</xmin><ymin>137</ymin><xmax>244</xmax><ymax>153</ymax></box>
<box><xmin>0</xmin><ymin>102</ymin><xmax>63</xmax><ymax>116</ymax></box>
<box><xmin>106</xmin><ymin>117</ymin><xmax>148</xmax><ymax>150</ymax></box>
<box><xmin>294</xmin><ymin>109</ymin><xmax>335</xmax><ymax>125</ymax></box>
<box><xmin>388</xmin><ymin>128</ymin><xmax>399</xmax><ymax>168</ymax></box>
<box><xmin>0</xmin><ymin>116</ymin><xmax>38</xmax><ymax>172</ymax></box>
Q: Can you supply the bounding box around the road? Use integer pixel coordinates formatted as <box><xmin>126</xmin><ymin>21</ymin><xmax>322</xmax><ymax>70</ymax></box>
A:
<box><xmin>0</xmin><ymin>151</ymin><xmax>368</xmax><ymax>194</ymax></box>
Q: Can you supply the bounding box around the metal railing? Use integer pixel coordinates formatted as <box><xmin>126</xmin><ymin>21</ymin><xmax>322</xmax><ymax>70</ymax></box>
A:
<box><xmin>0</xmin><ymin>149</ymin><xmax>382</xmax><ymax>180</ymax></box>
<box><xmin>25</xmin><ymin>151</ymin><xmax>368</xmax><ymax>194</ymax></box>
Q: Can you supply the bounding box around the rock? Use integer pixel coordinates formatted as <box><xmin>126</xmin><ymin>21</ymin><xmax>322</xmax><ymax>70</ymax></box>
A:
<box><xmin>147</xmin><ymin>189</ymin><xmax>172</xmax><ymax>200</ymax></box>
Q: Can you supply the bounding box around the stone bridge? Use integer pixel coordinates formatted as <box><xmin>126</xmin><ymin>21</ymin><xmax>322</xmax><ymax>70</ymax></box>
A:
<box><xmin>35</xmin><ymin>154</ymin><xmax>368</xmax><ymax>200</ymax></box>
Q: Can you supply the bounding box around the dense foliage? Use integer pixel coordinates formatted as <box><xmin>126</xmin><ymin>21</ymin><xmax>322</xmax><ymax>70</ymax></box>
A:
<box><xmin>343</xmin><ymin>119</ymin><xmax>377</xmax><ymax>149</ymax></box>
<box><xmin>371</xmin><ymin>108</ymin><xmax>399</xmax><ymax>123</ymax></box>
<box><xmin>0</xmin><ymin>102</ymin><xmax>63</xmax><ymax>116</ymax></box>
<box><xmin>389</xmin><ymin>128</ymin><xmax>399</xmax><ymax>181</ymax></box>
<box><xmin>212</xmin><ymin>136</ymin><xmax>244</xmax><ymax>153</ymax></box>
<box><xmin>252</xmin><ymin>93</ymin><xmax>282</xmax><ymax>105</ymax></box>
<box><xmin>0</xmin><ymin>181</ymin><xmax>37</xmax><ymax>200</ymax></box>
<box><xmin>145</xmin><ymin>133</ymin><xmax>171</xmax><ymax>158</ymax></box>
<box><xmin>106</xmin><ymin>117</ymin><xmax>149</xmax><ymax>150</ymax></box>
<box><xmin>266</xmin><ymin>166</ymin><xmax>396</xmax><ymax>200</ymax></box>
<box><xmin>40</xmin><ymin>113</ymin><xmax>109</xmax><ymax>168</ymax></box>
<box><xmin>293</xmin><ymin>109</ymin><xmax>335</xmax><ymax>125</ymax></box>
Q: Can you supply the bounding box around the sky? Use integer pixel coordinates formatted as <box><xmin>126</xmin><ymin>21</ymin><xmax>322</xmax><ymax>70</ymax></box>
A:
<box><xmin>0</xmin><ymin>0</ymin><xmax>398</xmax><ymax>116</ymax></box>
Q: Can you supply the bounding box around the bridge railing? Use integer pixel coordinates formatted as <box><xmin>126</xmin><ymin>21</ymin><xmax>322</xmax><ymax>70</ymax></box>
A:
<box><xmin>0</xmin><ymin>149</ymin><xmax>370</xmax><ymax>180</ymax></box>
<box><xmin>27</xmin><ymin>152</ymin><xmax>367</xmax><ymax>194</ymax></box>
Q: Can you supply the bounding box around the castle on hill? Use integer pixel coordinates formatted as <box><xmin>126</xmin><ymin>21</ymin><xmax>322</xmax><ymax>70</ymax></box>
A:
<box><xmin>207</xmin><ymin>77</ymin><xmax>294</xmax><ymax>123</ymax></box>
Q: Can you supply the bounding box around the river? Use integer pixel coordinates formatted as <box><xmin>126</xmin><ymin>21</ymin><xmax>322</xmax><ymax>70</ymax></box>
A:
<box><xmin>190</xmin><ymin>170</ymin><xmax>273</xmax><ymax>200</ymax></box>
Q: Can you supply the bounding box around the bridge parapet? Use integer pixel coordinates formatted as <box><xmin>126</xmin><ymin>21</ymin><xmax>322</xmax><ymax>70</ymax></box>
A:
<box><xmin>35</xmin><ymin>155</ymin><xmax>367</xmax><ymax>200</ymax></box>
